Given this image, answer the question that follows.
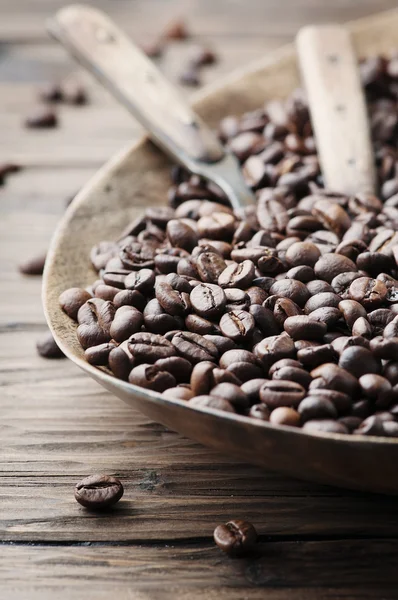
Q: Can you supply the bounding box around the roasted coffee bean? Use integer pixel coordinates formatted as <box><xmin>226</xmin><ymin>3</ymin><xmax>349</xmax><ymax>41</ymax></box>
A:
<box><xmin>197</xmin><ymin>212</ymin><xmax>236</xmax><ymax>240</ymax></box>
<box><xmin>110</xmin><ymin>306</ymin><xmax>143</xmax><ymax>342</ymax></box>
<box><xmin>298</xmin><ymin>396</ymin><xmax>337</xmax><ymax>422</ymax></box>
<box><xmin>357</xmin><ymin>251</ymin><xmax>394</xmax><ymax>277</ymax></box>
<box><xmin>77</xmin><ymin>299</ymin><xmax>114</xmax><ymax>349</ymax></box>
<box><xmin>59</xmin><ymin>287</ymin><xmax>92</xmax><ymax>320</ymax></box>
<box><xmin>227</xmin><ymin>361</ymin><xmax>264</xmax><ymax>382</ymax></box>
<box><xmin>143</xmin><ymin>298</ymin><xmax>184</xmax><ymax>334</ymax></box>
<box><xmin>284</xmin><ymin>315</ymin><xmax>327</xmax><ymax>340</ymax></box>
<box><xmin>331</xmin><ymin>272</ymin><xmax>362</xmax><ymax>298</ymax></box>
<box><xmin>368</xmin><ymin>308</ymin><xmax>395</xmax><ymax>333</ymax></box>
<box><xmin>94</xmin><ymin>284</ymin><xmax>120</xmax><ymax>301</ymax></box>
<box><xmin>310</xmin><ymin>363</ymin><xmax>358</xmax><ymax>396</ymax></box>
<box><xmin>36</xmin><ymin>330</ymin><xmax>65</xmax><ymax>359</ymax></box>
<box><xmin>273</xmin><ymin>298</ymin><xmax>302</xmax><ymax>328</ymax></box>
<box><xmin>314</xmin><ymin>253</ymin><xmax>357</xmax><ymax>283</ymax></box>
<box><xmin>166</xmin><ymin>219</ymin><xmax>198</xmax><ymax>251</ymax></box>
<box><xmin>269</xmin><ymin>279</ymin><xmax>310</xmax><ymax>307</ymax></box>
<box><xmin>370</xmin><ymin>336</ymin><xmax>398</xmax><ymax>360</ymax></box>
<box><xmin>331</xmin><ymin>335</ymin><xmax>370</xmax><ymax>356</ymax></box>
<box><xmin>213</xmin><ymin>520</ymin><xmax>257</xmax><ymax>557</ymax></box>
<box><xmin>162</xmin><ymin>386</ymin><xmax>194</xmax><ymax>401</ymax></box>
<box><xmin>211</xmin><ymin>383</ymin><xmax>250</xmax><ymax>410</ymax></box>
<box><xmin>129</xmin><ymin>363</ymin><xmax>176</xmax><ymax>392</ymax></box>
<box><xmin>189</xmin><ymin>395</ymin><xmax>235</xmax><ymax>413</ymax></box>
<box><xmin>155</xmin><ymin>356</ymin><xmax>192</xmax><ymax>383</ymax></box>
<box><xmin>286</xmin><ymin>265</ymin><xmax>315</xmax><ymax>283</ymax></box>
<box><xmin>156</xmin><ymin>282</ymin><xmax>191</xmax><ymax>317</ymax></box>
<box><xmin>338</xmin><ymin>346</ymin><xmax>381</xmax><ymax>378</ymax></box>
<box><xmin>224</xmin><ymin>288</ymin><xmax>250</xmax><ymax>311</ymax></box>
<box><xmin>196</xmin><ymin>252</ymin><xmax>227</xmax><ymax>283</ymax></box>
<box><xmin>349</xmin><ymin>277</ymin><xmax>388</xmax><ymax>310</ymax></box>
<box><xmin>128</xmin><ymin>332</ymin><xmax>176</xmax><ymax>363</ymax></box>
<box><xmin>109</xmin><ymin>344</ymin><xmax>134</xmax><ymax>380</ymax></box>
<box><xmin>218</xmin><ymin>260</ymin><xmax>255</xmax><ymax>289</ymax></box>
<box><xmin>241</xmin><ymin>378</ymin><xmax>268</xmax><ymax>403</ymax></box>
<box><xmin>312</xmin><ymin>199</ymin><xmax>351</xmax><ymax>236</ymax></box>
<box><xmin>204</xmin><ymin>334</ymin><xmax>237</xmax><ymax>355</ymax></box>
<box><xmin>338</xmin><ymin>416</ymin><xmax>363</xmax><ymax>432</ymax></box>
<box><xmin>269</xmin><ymin>406</ymin><xmax>301</xmax><ymax>427</ymax></box>
<box><xmin>338</xmin><ymin>299</ymin><xmax>368</xmax><ymax>329</ymax></box>
<box><xmin>19</xmin><ymin>252</ymin><xmax>47</xmax><ymax>275</ymax></box>
<box><xmin>113</xmin><ymin>289</ymin><xmax>146</xmax><ymax>311</ymax></box>
<box><xmin>249</xmin><ymin>403</ymin><xmax>271</xmax><ymax>420</ymax></box>
<box><xmin>285</xmin><ymin>241</ymin><xmax>321</xmax><ymax>267</ymax></box>
<box><xmin>125</xmin><ymin>268</ymin><xmax>155</xmax><ymax>293</ymax></box>
<box><xmin>190</xmin><ymin>283</ymin><xmax>226</xmax><ymax>319</ymax></box>
<box><xmin>85</xmin><ymin>341</ymin><xmax>117</xmax><ymax>366</ymax></box>
<box><xmin>384</xmin><ymin>361</ymin><xmax>398</xmax><ymax>386</ymax></box>
<box><xmin>219</xmin><ymin>310</ymin><xmax>255</xmax><ymax>342</ymax></box>
<box><xmin>353</xmin><ymin>415</ymin><xmax>386</xmax><ymax>436</ymax></box>
<box><xmin>24</xmin><ymin>106</ymin><xmax>58</xmax><ymax>128</ymax></box>
<box><xmin>74</xmin><ymin>474</ymin><xmax>123</xmax><ymax>509</ymax></box>
<box><xmin>306</xmin><ymin>280</ymin><xmax>334</xmax><ymax>295</ymax></box>
<box><xmin>297</xmin><ymin>344</ymin><xmax>337</xmax><ymax>368</ymax></box>
<box><xmin>307</xmin><ymin>389</ymin><xmax>352</xmax><ymax>414</ymax></box>
<box><xmin>245</xmin><ymin>286</ymin><xmax>268</xmax><ymax>305</ymax></box>
<box><xmin>171</xmin><ymin>331</ymin><xmax>218</xmax><ymax>364</ymax></box>
<box><xmin>304</xmin><ymin>292</ymin><xmax>341</xmax><ymax>314</ymax></box>
<box><xmin>254</xmin><ymin>333</ymin><xmax>295</xmax><ymax>371</ymax></box>
<box><xmin>272</xmin><ymin>365</ymin><xmax>312</xmax><ymax>388</ymax></box>
<box><xmin>260</xmin><ymin>380</ymin><xmax>305</xmax><ymax>408</ymax></box>
<box><xmin>185</xmin><ymin>314</ymin><xmax>219</xmax><ymax>334</ymax></box>
<box><xmin>249</xmin><ymin>305</ymin><xmax>280</xmax><ymax>335</ymax></box>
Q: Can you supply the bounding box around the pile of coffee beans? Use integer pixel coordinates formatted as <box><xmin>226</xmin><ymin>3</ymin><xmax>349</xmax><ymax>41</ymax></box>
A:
<box><xmin>60</xmin><ymin>53</ymin><xmax>398</xmax><ymax>438</ymax></box>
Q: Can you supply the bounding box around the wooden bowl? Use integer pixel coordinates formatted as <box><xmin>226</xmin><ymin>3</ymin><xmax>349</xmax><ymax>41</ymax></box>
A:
<box><xmin>43</xmin><ymin>8</ymin><xmax>398</xmax><ymax>494</ymax></box>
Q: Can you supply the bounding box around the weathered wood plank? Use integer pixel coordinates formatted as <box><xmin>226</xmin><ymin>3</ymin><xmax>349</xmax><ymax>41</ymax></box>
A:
<box><xmin>1</xmin><ymin>540</ymin><xmax>398</xmax><ymax>600</ymax></box>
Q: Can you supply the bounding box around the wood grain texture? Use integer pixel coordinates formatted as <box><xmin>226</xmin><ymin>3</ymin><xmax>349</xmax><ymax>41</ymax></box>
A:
<box><xmin>2</xmin><ymin>0</ymin><xmax>398</xmax><ymax>598</ymax></box>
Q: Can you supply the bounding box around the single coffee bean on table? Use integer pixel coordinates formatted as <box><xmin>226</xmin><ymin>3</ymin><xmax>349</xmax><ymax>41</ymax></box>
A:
<box><xmin>74</xmin><ymin>474</ymin><xmax>124</xmax><ymax>509</ymax></box>
<box><xmin>213</xmin><ymin>519</ymin><xmax>258</xmax><ymax>557</ymax></box>
<box><xmin>60</xmin><ymin>52</ymin><xmax>398</xmax><ymax>437</ymax></box>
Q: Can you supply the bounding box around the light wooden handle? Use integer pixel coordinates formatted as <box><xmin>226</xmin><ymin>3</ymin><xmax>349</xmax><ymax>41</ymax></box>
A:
<box><xmin>296</xmin><ymin>25</ymin><xmax>376</xmax><ymax>196</ymax></box>
<box><xmin>47</xmin><ymin>4</ymin><xmax>225</xmax><ymax>166</ymax></box>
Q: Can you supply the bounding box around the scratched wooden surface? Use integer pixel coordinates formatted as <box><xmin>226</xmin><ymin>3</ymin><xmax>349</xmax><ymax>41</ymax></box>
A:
<box><xmin>2</xmin><ymin>1</ymin><xmax>398</xmax><ymax>598</ymax></box>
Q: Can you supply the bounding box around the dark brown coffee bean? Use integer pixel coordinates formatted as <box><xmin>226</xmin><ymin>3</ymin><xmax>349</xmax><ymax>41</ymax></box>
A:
<box><xmin>113</xmin><ymin>289</ymin><xmax>146</xmax><ymax>311</ymax></box>
<box><xmin>124</xmin><ymin>268</ymin><xmax>155</xmax><ymax>293</ymax></box>
<box><xmin>356</xmin><ymin>251</ymin><xmax>394</xmax><ymax>277</ymax></box>
<box><xmin>307</xmin><ymin>389</ymin><xmax>352</xmax><ymax>414</ymax></box>
<box><xmin>211</xmin><ymin>383</ymin><xmax>250</xmax><ymax>410</ymax></box>
<box><xmin>128</xmin><ymin>332</ymin><xmax>176</xmax><ymax>363</ymax></box>
<box><xmin>197</xmin><ymin>212</ymin><xmax>236</xmax><ymax>241</ymax></box>
<box><xmin>166</xmin><ymin>219</ymin><xmax>198</xmax><ymax>251</ymax></box>
<box><xmin>74</xmin><ymin>474</ymin><xmax>123</xmax><ymax>509</ymax></box>
<box><xmin>384</xmin><ymin>361</ymin><xmax>398</xmax><ymax>386</ymax></box>
<box><xmin>368</xmin><ymin>308</ymin><xmax>395</xmax><ymax>334</ymax></box>
<box><xmin>204</xmin><ymin>334</ymin><xmax>237</xmax><ymax>355</ymax></box>
<box><xmin>227</xmin><ymin>361</ymin><xmax>264</xmax><ymax>383</ymax></box>
<box><xmin>349</xmin><ymin>276</ymin><xmax>388</xmax><ymax>310</ymax></box>
<box><xmin>219</xmin><ymin>349</ymin><xmax>257</xmax><ymax>369</ymax></box>
<box><xmin>155</xmin><ymin>356</ymin><xmax>192</xmax><ymax>383</ymax></box>
<box><xmin>273</xmin><ymin>297</ymin><xmax>301</xmax><ymax>328</ymax></box>
<box><xmin>155</xmin><ymin>282</ymin><xmax>191</xmax><ymax>317</ymax></box>
<box><xmin>338</xmin><ymin>346</ymin><xmax>381</xmax><ymax>378</ymax></box>
<box><xmin>269</xmin><ymin>279</ymin><xmax>310</xmax><ymax>307</ymax></box>
<box><xmin>162</xmin><ymin>386</ymin><xmax>194</xmax><ymax>401</ymax></box>
<box><xmin>249</xmin><ymin>403</ymin><xmax>271</xmax><ymax>420</ymax></box>
<box><xmin>129</xmin><ymin>363</ymin><xmax>176</xmax><ymax>392</ymax></box>
<box><xmin>338</xmin><ymin>416</ymin><xmax>363</xmax><ymax>432</ymax></box>
<box><xmin>171</xmin><ymin>331</ymin><xmax>218</xmax><ymax>364</ymax></box>
<box><xmin>314</xmin><ymin>253</ymin><xmax>357</xmax><ymax>283</ymax></box>
<box><xmin>219</xmin><ymin>310</ymin><xmax>255</xmax><ymax>342</ymax></box>
<box><xmin>303</xmin><ymin>419</ymin><xmax>348</xmax><ymax>434</ymax></box>
<box><xmin>312</xmin><ymin>199</ymin><xmax>351</xmax><ymax>236</ymax></box>
<box><xmin>286</xmin><ymin>265</ymin><xmax>315</xmax><ymax>283</ymax></box>
<box><xmin>213</xmin><ymin>520</ymin><xmax>257</xmax><ymax>557</ymax></box>
<box><xmin>285</xmin><ymin>241</ymin><xmax>321</xmax><ymax>267</ymax></box>
<box><xmin>382</xmin><ymin>421</ymin><xmax>398</xmax><ymax>437</ymax></box>
<box><xmin>109</xmin><ymin>344</ymin><xmax>134</xmax><ymax>380</ymax></box>
<box><xmin>190</xmin><ymin>283</ymin><xmax>226</xmax><ymax>319</ymax></box>
<box><xmin>306</xmin><ymin>280</ymin><xmax>334</xmax><ymax>295</ymax></box>
<box><xmin>269</xmin><ymin>406</ymin><xmax>301</xmax><ymax>426</ymax></box>
<box><xmin>240</xmin><ymin>378</ymin><xmax>268</xmax><ymax>404</ymax></box>
<box><xmin>189</xmin><ymin>395</ymin><xmax>235</xmax><ymax>413</ymax></box>
<box><xmin>298</xmin><ymin>396</ymin><xmax>337</xmax><ymax>422</ymax></box>
<box><xmin>338</xmin><ymin>299</ymin><xmax>368</xmax><ymax>329</ymax></box>
<box><xmin>24</xmin><ymin>106</ymin><xmax>58</xmax><ymax>128</ymax></box>
<box><xmin>94</xmin><ymin>284</ymin><xmax>119</xmax><ymax>301</ymax></box>
<box><xmin>59</xmin><ymin>287</ymin><xmax>92</xmax><ymax>320</ymax></box>
<box><xmin>304</xmin><ymin>292</ymin><xmax>341</xmax><ymax>314</ymax></box>
<box><xmin>353</xmin><ymin>415</ymin><xmax>386</xmax><ymax>436</ymax></box>
<box><xmin>36</xmin><ymin>330</ymin><xmax>65</xmax><ymax>359</ymax></box>
<box><xmin>310</xmin><ymin>363</ymin><xmax>358</xmax><ymax>396</ymax></box>
<box><xmin>370</xmin><ymin>336</ymin><xmax>398</xmax><ymax>360</ymax></box>
<box><xmin>19</xmin><ymin>252</ymin><xmax>47</xmax><ymax>275</ymax></box>
<box><xmin>297</xmin><ymin>344</ymin><xmax>337</xmax><ymax>368</ymax></box>
<box><xmin>76</xmin><ymin>299</ymin><xmax>114</xmax><ymax>350</ymax></box>
<box><xmin>85</xmin><ymin>341</ymin><xmax>117</xmax><ymax>366</ymax></box>
<box><xmin>224</xmin><ymin>288</ymin><xmax>250</xmax><ymax>311</ymax></box>
<box><xmin>185</xmin><ymin>314</ymin><xmax>218</xmax><ymax>334</ymax></box>
<box><xmin>109</xmin><ymin>306</ymin><xmax>143</xmax><ymax>343</ymax></box>
<box><xmin>218</xmin><ymin>260</ymin><xmax>255</xmax><ymax>289</ymax></box>
<box><xmin>283</xmin><ymin>315</ymin><xmax>327</xmax><ymax>340</ymax></box>
<box><xmin>229</xmin><ymin>132</ymin><xmax>266</xmax><ymax>162</ymax></box>
<box><xmin>335</xmin><ymin>239</ymin><xmax>368</xmax><ymax>262</ymax></box>
<box><xmin>190</xmin><ymin>361</ymin><xmax>216</xmax><ymax>395</ymax></box>
<box><xmin>260</xmin><ymin>380</ymin><xmax>305</xmax><ymax>408</ymax></box>
<box><xmin>196</xmin><ymin>252</ymin><xmax>227</xmax><ymax>284</ymax></box>
<box><xmin>331</xmin><ymin>272</ymin><xmax>362</xmax><ymax>298</ymax></box>
<box><xmin>249</xmin><ymin>305</ymin><xmax>280</xmax><ymax>335</ymax></box>
<box><xmin>143</xmin><ymin>298</ymin><xmax>183</xmax><ymax>334</ymax></box>
<box><xmin>254</xmin><ymin>333</ymin><xmax>295</xmax><ymax>371</ymax></box>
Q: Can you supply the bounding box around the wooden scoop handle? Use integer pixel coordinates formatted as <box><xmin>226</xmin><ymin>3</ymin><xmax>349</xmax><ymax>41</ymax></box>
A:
<box><xmin>47</xmin><ymin>4</ymin><xmax>225</xmax><ymax>166</ymax></box>
<box><xmin>296</xmin><ymin>25</ymin><xmax>376</xmax><ymax>196</ymax></box>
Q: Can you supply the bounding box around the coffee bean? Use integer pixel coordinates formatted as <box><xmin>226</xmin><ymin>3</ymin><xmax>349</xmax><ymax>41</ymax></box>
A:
<box><xmin>227</xmin><ymin>361</ymin><xmax>264</xmax><ymax>382</ymax></box>
<box><xmin>36</xmin><ymin>330</ymin><xmax>65</xmax><ymax>359</ymax></box>
<box><xmin>218</xmin><ymin>260</ymin><xmax>255</xmax><ymax>289</ymax></box>
<box><xmin>249</xmin><ymin>403</ymin><xmax>271</xmax><ymax>420</ymax></box>
<box><xmin>74</xmin><ymin>474</ymin><xmax>123</xmax><ymax>509</ymax></box>
<box><xmin>109</xmin><ymin>344</ymin><xmax>134</xmax><ymax>380</ymax></box>
<box><xmin>354</xmin><ymin>415</ymin><xmax>386</xmax><ymax>436</ymax></box>
<box><xmin>129</xmin><ymin>363</ymin><xmax>176</xmax><ymax>392</ymax></box>
<box><xmin>314</xmin><ymin>253</ymin><xmax>357</xmax><ymax>283</ymax></box>
<box><xmin>155</xmin><ymin>356</ymin><xmax>192</xmax><ymax>383</ymax></box>
<box><xmin>143</xmin><ymin>298</ymin><xmax>184</xmax><ymax>334</ymax></box>
<box><xmin>307</xmin><ymin>389</ymin><xmax>352</xmax><ymax>414</ymax></box>
<box><xmin>254</xmin><ymin>333</ymin><xmax>295</xmax><ymax>371</ymax></box>
<box><xmin>349</xmin><ymin>277</ymin><xmax>388</xmax><ymax>310</ymax></box>
<box><xmin>370</xmin><ymin>336</ymin><xmax>398</xmax><ymax>359</ymax></box>
<box><xmin>166</xmin><ymin>219</ymin><xmax>198</xmax><ymax>251</ymax></box>
<box><xmin>204</xmin><ymin>334</ymin><xmax>237</xmax><ymax>355</ymax></box>
<box><xmin>338</xmin><ymin>346</ymin><xmax>381</xmax><ymax>378</ymax></box>
<box><xmin>59</xmin><ymin>287</ymin><xmax>92</xmax><ymax>320</ymax></box>
<box><xmin>269</xmin><ymin>406</ymin><xmax>301</xmax><ymax>427</ymax></box>
<box><xmin>303</xmin><ymin>419</ymin><xmax>349</xmax><ymax>434</ymax></box>
<box><xmin>272</xmin><ymin>365</ymin><xmax>312</xmax><ymax>388</ymax></box>
<box><xmin>113</xmin><ymin>289</ymin><xmax>146</xmax><ymax>311</ymax></box>
<box><xmin>213</xmin><ymin>520</ymin><xmax>257</xmax><ymax>557</ymax></box>
<box><xmin>109</xmin><ymin>306</ymin><xmax>143</xmax><ymax>343</ymax></box>
<box><xmin>306</xmin><ymin>280</ymin><xmax>334</xmax><ymax>295</ymax></box>
<box><xmin>332</xmin><ymin>272</ymin><xmax>362</xmax><ymax>298</ymax></box>
<box><xmin>297</xmin><ymin>344</ymin><xmax>338</xmax><ymax>368</ymax></box>
<box><xmin>240</xmin><ymin>378</ymin><xmax>268</xmax><ymax>403</ymax></box>
<box><xmin>284</xmin><ymin>315</ymin><xmax>327</xmax><ymax>340</ymax></box>
<box><xmin>156</xmin><ymin>282</ymin><xmax>191</xmax><ymax>317</ymax></box>
<box><xmin>310</xmin><ymin>363</ymin><xmax>358</xmax><ymax>396</ymax></box>
<box><xmin>219</xmin><ymin>310</ymin><xmax>255</xmax><ymax>342</ymax></box>
<box><xmin>224</xmin><ymin>288</ymin><xmax>250</xmax><ymax>311</ymax></box>
<box><xmin>85</xmin><ymin>341</ymin><xmax>117</xmax><ymax>365</ymax></box>
<box><xmin>171</xmin><ymin>331</ymin><xmax>218</xmax><ymax>364</ymax></box>
<box><xmin>273</xmin><ymin>297</ymin><xmax>302</xmax><ymax>327</ymax></box>
<box><xmin>285</xmin><ymin>241</ymin><xmax>321</xmax><ymax>267</ymax></box>
<box><xmin>359</xmin><ymin>374</ymin><xmax>393</xmax><ymax>405</ymax></box>
<box><xmin>24</xmin><ymin>106</ymin><xmax>58</xmax><ymax>128</ymax></box>
<box><xmin>298</xmin><ymin>396</ymin><xmax>337</xmax><ymax>422</ymax></box>
<box><xmin>269</xmin><ymin>279</ymin><xmax>310</xmax><ymax>307</ymax></box>
<box><xmin>384</xmin><ymin>361</ymin><xmax>398</xmax><ymax>386</ymax></box>
<box><xmin>190</xmin><ymin>283</ymin><xmax>226</xmax><ymax>319</ymax></box>
<box><xmin>128</xmin><ymin>332</ymin><xmax>176</xmax><ymax>363</ymax></box>
<box><xmin>19</xmin><ymin>252</ymin><xmax>47</xmax><ymax>275</ymax></box>
<box><xmin>304</xmin><ymin>292</ymin><xmax>341</xmax><ymax>314</ymax></box>
<box><xmin>338</xmin><ymin>300</ymin><xmax>368</xmax><ymax>329</ymax></box>
<box><xmin>196</xmin><ymin>252</ymin><xmax>227</xmax><ymax>284</ymax></box>
<box><xmin>163</xmin><ymin>386</ymin><xmax>194</xmax><ymax>401</ymax></box>
<box><xmin>259</xmin><ymin>380</ymin><xmax>305</xmax><ymax>408</ymax></box>
<box><xmin>211</xmin><ymin>383</ymin><xmax>250</xmax><ymax>410</ymax></box>
<box><xmin>124</xmin><ymin>268</ymin><xmax>155</xmax><ymax>293</ymax></box>
<box><xmin>77</xmin><ymin>299</ymin><xmax>114</xmax><ymax>349</ymax></box>
<box><xmin>312</xmin><ymin>199</ymin><xmax>351</xmax><ymax>236</ymax></box>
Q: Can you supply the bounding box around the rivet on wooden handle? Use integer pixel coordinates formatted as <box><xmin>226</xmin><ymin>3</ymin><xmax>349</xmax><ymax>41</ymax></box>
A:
<box><xmin>296</xmin><ymin>25</ymin><xmax>376</xmax><ymax>196</ymax></box>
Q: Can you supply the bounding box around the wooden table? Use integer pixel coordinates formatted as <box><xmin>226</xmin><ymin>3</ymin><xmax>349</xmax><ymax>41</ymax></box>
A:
<box><xmin>2</xmin><ymin>1</ymin><xmax>398</xmax><ymax>598</ymax></box>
